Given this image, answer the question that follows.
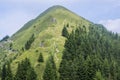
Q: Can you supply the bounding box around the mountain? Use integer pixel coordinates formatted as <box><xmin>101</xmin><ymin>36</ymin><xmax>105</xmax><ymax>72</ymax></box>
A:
<box><xmin>0</xmin><ymin>5</ymin><xmax>120</xmax><ymax>80</ymax></box>
<box><xmin>0</xmin><ymin>5</ymin><xmax>91</xmax><ymax>79</ymax></box>
<box><xmin>11</xmin><ymin>5</ymin><xmax>91</xmax><ymax>49</ymax></box>
<box><xmin>11</xmin><ymin>5</ymin><xmax>92</xmax><ymax>79</ymax></box>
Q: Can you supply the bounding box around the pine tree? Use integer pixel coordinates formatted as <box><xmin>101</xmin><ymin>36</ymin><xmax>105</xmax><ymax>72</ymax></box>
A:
<box><xmin>1</xmin><ymin>64</ymin><xmax>7</xmax><ymax>80</ymax></box>
<box><xmin>25</xmin><ymin>34</ymin><xmax>35</xmax><ymax>50</ymax></box>
<box><xmin>5</xmin><ymin>63</ymin><xmax>13</xmax><ymax>80</ymax></box>
<box><xmin>59</xmin><ymin>30</ymin><xmax>80</xmax><ymax>80</ymax></box>
<box><xmin>9</xmin><ymin>43</ymin><xmax>13</xmax><ymax>50</ymax></box>
<box><xmin>76</xmin><ymin>55</ymin><xmax>85</xmax><ymax>80</ymax></box>
<box><xmin>14</xmin><ymin>58</ymin><xmax>37</xmax><ymax>80</ymax></box>
<box><xmin>43</xmin><ymin>55</ymin><xmax>58</xmax><ymax>80</ymax></box>
<box><xmin>26</xmin><ymin>67</ymin><xmax>37</xmax><ymax>80</ymax></box>
<box><xmin>84</xmin><ymin>56</ymin><xmax>96</xmax><ymax>80</ymax></box>
<box><xmin>14</xmin><ymin>63</ymin><xmax>21</xmax><ymax>80</ymax></box>
<box><xmin>102</xmin><ymin>58</ymin><xmax>110</xmax><ymax>79</ymax></box>
<box><xmin>62</xmin><ymin>26</ymin><xmax>69</xmax><ymax>38</ymax></box>
<box><xmin>1</xmin><ymin>63</ymin><xmax>13</xmax><ymax>80</ymax></box>
<box><xmin>38</xmin><ymin>53</ymin><xmax>44</xmax><ymax>62</ymax></box>
<box><xmin>15</xmin><ymin>60</ymin><xmax>28</xmax><ymax>80</ymax></box>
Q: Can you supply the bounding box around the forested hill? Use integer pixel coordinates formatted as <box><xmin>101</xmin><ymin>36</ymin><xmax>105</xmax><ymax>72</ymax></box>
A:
<box><xmin>60</xmin><ymin>24</ymin><xmax>120</xmax><ymax>80</ymax></box>
<box><xmin>0</xmin><ymin>5</ymin><xmax>120</xmax><ymax>80</ymax></box>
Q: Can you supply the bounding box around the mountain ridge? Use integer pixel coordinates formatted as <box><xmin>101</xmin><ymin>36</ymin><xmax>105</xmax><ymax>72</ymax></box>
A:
<box><xmin>10</xmin><ymin>5</ymin><xmax>91</xmax><ymax>50</ymax></box>
<box><xmin>12</xmin><ymin>5</ymin><xmax>91</xmax><ymax>37</ymax></box>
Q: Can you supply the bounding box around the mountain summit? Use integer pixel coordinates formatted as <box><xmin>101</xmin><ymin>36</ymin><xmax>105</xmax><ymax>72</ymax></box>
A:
<box><xmin>11</xmin><ymin>5</ymin><xmax>91</xmax><ymax>49</ymax></box>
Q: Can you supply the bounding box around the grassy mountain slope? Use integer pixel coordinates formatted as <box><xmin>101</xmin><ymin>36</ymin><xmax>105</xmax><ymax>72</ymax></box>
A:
<box><xmin>11</xmin><ymin>5</ymin><xmax>91</xmax><ymax>49</ymax></box>
<box><xmin>0</xmin><ymin>5</ymin><xmax>100</xmax><ymax>80</ymax></box>
<box><xmin>9</xmin><ymin>5</ymin><xmax>92</xmax><ymax>80</ymax></box>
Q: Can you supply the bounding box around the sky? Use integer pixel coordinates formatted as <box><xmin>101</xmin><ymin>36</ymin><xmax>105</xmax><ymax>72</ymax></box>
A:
<box><xmin>0</xmin><ymin>0</ymin><xmax>120</xmax><ymax>39</ymax></box>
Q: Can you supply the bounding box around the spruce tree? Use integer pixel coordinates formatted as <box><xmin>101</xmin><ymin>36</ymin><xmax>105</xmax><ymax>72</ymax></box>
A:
<box><xmin>14</xmin><ymin>58</ymin><xmax>37</xmax><ymax>80</ymax></box>
<box><xmin>5</xmin><ymin>63</ymin><xmax>13</xmax><ymax>80</ymax></box>
<box><xmin>84</xmin><ymin>56</ymin><xmax>96</xmax><ymax>80</ymax></box>
<box><xmin>43</xmin><ymin>55</ymin><xmax>58</xmax><ymax>80</ymax></box>
<box><xmin>1</xmin><ymin>64</ymin><xmax>7</xmax><ymax>80</ymax></box>
<box><xmin>62</xmin><ymin>26</ymin><xmax>69</xmax><ymax>38</ymax></box>
<box><xmin>38</xmin><ymin>53</ymin><xmax>44</xmax><ymax>62</ymax></box>
<box><xmin>1</xmin><ymin>63</ymin><xmax>13</xmax><ymax>80</ymax></box>
<box><xmin>25</xmin><ymin>34</ymin><xmax>35</xmax><ymax>50</ymax></box>
<box><xmin>102</xmin><ymin>58</ymin><xmax>110</xmax><ymax>79</ymax></box>
<box><xmin>76</xmin><ymin>55</ymin><xmax>86</xmax><ymax>80</ymax></box>
<box><xmin>14</xmin><ymin>63</ymin><xmax>21</xmax><ymax>80</ymax></box>
<box><xmin>26</xmin><ymin>67</ymin><xmax>37</xmax><ymax>80</ymax></box>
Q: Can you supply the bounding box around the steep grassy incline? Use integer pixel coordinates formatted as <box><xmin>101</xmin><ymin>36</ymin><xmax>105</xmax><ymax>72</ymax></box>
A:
<box><xmin>11</xmin><ymin>5</ymin><xmax>91</xmax><ymax>50</ymax></box>
<box><xmin>1</xmin><ymin>5</ymin><xmax>93</xmax><ymax>80</ymax></box>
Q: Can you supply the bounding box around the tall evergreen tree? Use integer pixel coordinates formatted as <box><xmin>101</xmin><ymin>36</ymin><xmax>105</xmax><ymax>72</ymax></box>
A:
<box><xmin>14</xmin><ymin>58</ymin><xmax>37</xmax><ymax>80</ymax></box>
<box><xmin>84</xmin><ymin>56</ymin><xmax>96</xmax><ymax>80</ymax></box>
<box><xmin>1</xmin><ymin>64</ymin><xmax>7</xmax><ymax>80</ymax></box>
<box><xmin>38</xmin><ymin>53</ymin><xmax>44</xmax><ymax>62</ymax></box>
<box><xmin>43</xmin><ymin>55</ymin><xmax>58</xmax><ymax>80</ymax></box>
<box><xmin>102</xmin><ymin>58</ymin><xmax>110</xmax><ymax>79</ymax></box>
<box><xmin>62</xmin><ymin>26</ymin><xmax>69</xmax><ymax>38</ymax></box>
<box><xmin>25</xmin><ymin>34</ymin><xmax>35</xmax><ymax>50</ymax></box>
<box><xmin>5</xmin><ymin>63</ymin><xmax>13</xmax><ymax>80</ymax></box>
<box><xmin>1</xmin><ymin>63</ymin><xmax>13</xmax><ymax>80</ymax></box>
<box><xmin>26</xmin><ymin>67</ymin><xmax>37</xmax><ymax>80</ymax></box>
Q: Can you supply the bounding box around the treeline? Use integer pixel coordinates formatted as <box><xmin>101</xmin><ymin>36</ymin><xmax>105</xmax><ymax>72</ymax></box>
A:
<box><xmin>59</xmin><ymin>24</ymin><xmax>120</xmax><ymax>80</ymax></box>
<box><xmin>24</xmin><ymin>34</ymin><xmax>35</xmax><ymax>50</ymax></box>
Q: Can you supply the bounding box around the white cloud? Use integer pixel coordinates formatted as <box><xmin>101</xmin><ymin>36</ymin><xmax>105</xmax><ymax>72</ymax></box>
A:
<box><xmin>99</xmin><ymin>19</ymin><xmax>120</xmax><ymax>33</ymax></box>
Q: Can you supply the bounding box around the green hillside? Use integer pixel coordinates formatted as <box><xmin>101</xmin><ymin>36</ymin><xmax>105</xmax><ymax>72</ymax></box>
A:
<box><xmin>11</xmin><ymin>5</ymin><xmax>90</xmax><ymax>49</ymax></box>
<box><xmin>0</xmin><ymin>5</ymin><xmax>120</xmax><ymax>80</ymax></box>
<box><xmin>0</xmin><ymin>5</ymin><xmax>91</xmax><ymax>80</ymax></box>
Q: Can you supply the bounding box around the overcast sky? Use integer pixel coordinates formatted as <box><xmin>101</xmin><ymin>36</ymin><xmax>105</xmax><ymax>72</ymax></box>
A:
<box><xmin>0</xmin><ymin>0</ymin><xmax>120</xmax><ymax>39</ymax></box>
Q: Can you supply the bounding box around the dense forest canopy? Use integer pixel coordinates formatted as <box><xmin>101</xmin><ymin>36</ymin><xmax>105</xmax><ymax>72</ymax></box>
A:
<box><xmin>59</xmin><ymin>24</ymin><xmax>120</xmax><ymax>80</ymax></box>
